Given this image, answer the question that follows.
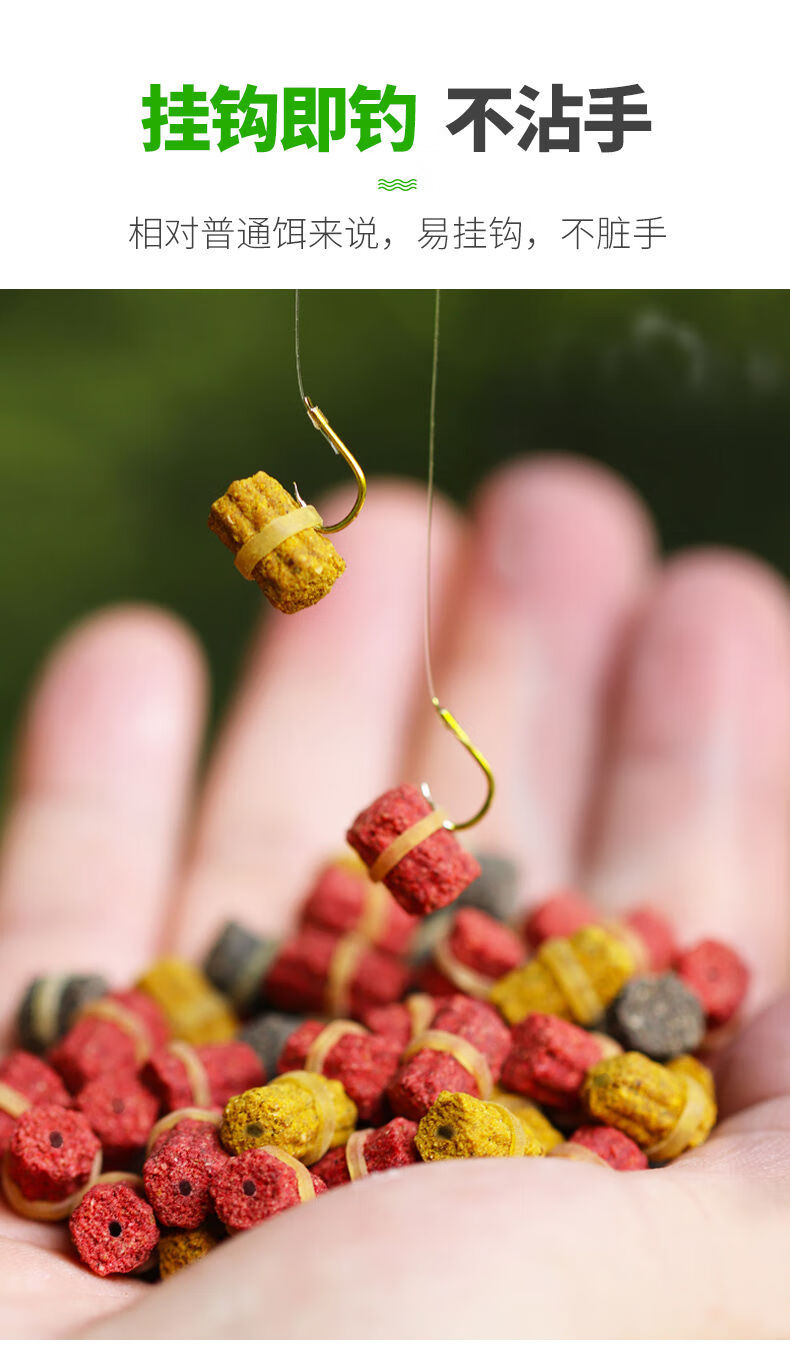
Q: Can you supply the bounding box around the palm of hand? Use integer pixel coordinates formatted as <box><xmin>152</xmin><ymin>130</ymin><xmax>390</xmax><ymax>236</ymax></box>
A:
<box><xmin>1</xmin><ymin>458</ymin><xmax>788</xmax><ymax>1338</ymax></box>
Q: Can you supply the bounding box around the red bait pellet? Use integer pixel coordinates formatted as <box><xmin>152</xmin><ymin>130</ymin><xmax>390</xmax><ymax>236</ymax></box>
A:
<box><xmin>524</xmin><ymin>892</ymin><xmax>599</xmax><ymax>949</ymax></box>
<box><xmin>75</xmin><ymin>1073</ymin><xmax>159</xmax><ymax>1167</ymax></box>
<box><xmin>277</xmin><ymin>1019</ymin><xmax>402</xmax><ymax>1125</ymax></box>
<box><xmin>0</xmin><ymin>1051</ymin><xmax>69</xmax><ymax>1154</ymax></box>
<box><xmin>346</xmin><ymin>784</ymin><xmax>481</xmax><ymax>917</ymax></box>
<box><xmin>4</xmin><ymin>1105</ymin><xmax>101</xmax><ymax>1210</ymax></box>
<box><xmin>361</xmin><ymin>994</ymin><xmax>437</xmax><ymax>1049</ymax></box>
<box><xmin>50</xmin><ymin>990</ymin><xmax>169</xmax><ymax>1093</ymax></box>
<box><xmin>567</xmin><ymin>1125</ymin><xmax>648</xmax><ymax>1171</ymax></box>
<box><xmin>312</xmin><ymin>1116</ymin><xmax>420</xmax><ymax>1187</ymax></box>
<box><xmin>143</xmin><ymin>1041</ymin><xmax>265</xmax><ymax>1112</ymax></box>
<box><xmin>143</xmin><ymin>1112</ymin><xmax>227</xmax><ymax>1229</ymax></box>
<box><xmin>299</xmin><ymin>857</ymin><xmax>417</xmax><ymax>955</ymax></box>
<box><xmin>414</xmin><ymin>907</ymin><xmax>526</xmax><ymax>1000</ymax></box>
<box><xmin>264</xmin><ymin>927</ymin><xmax>409</xmax><ymax>1019</ymax></box>
<box><xmin>69</xmin><ymin>1180</ymin><xmax>160</xmax><ymax>1276</ymax></box>
<box><xmin>387</xmin><ymin>995</ymin><xmax>511</xmax><ymax>1121</ymax></box>
<box><xmin>675</xmin><ymin>939</ymin><xmax>750</xmax><ymax>1027</ymax></box>
<box><xmin>500</xmin><ymin>1012</ymin><xmax>619</xmax><ymax>1111</ymax></box>
<box><xmin>623</xmin><ymin>907</ymin><xmax>678</xmax><ymax>972</ymax></box>
<box><xmin>210</xmin><ymin>1145</ymin><xmax>327</xmax><ymax>1230</ymax></box>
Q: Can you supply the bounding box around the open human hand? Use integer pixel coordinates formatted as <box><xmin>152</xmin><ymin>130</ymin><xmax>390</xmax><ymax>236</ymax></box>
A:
<box><xmin>1</xmin><ymin>456</ymin><xmax>788</xmax><ymax>1338</ymax></box>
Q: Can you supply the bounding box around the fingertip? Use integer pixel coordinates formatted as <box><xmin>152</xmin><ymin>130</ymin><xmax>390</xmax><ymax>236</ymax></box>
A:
<box><xmin>655</xmin><ymin>547</ymin><xmax>790</xmax><ymax>647</ymax></box>
<box><xmin>474</xmin><ymin>453</ymin><xmax>657</xmax><ymax>560</ymax></box>
<box><xmin>18</xmin><ymin>604</ymin><xmax>208</xmax><ymax>801</ymax></box>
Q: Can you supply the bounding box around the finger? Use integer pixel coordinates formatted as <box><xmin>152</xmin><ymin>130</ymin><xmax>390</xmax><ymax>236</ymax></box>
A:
<box><xmin>586</xmin><ymin>551</ymin><xmax>790</xmax><ymax>1004</ymax></box>
<box><xmin>173</xmin><ymin>480</ymin><xmax>463</xmax><ymax>954</ymax></box>
<box><xmin>0</xmin><ymin>1236</ymin><xmax>139</xmax><ymax>1339</ymax></box>
<box><xmin>0</xmin><ymin>607</ymin><xmax>206</xmax><ymax>1040</ymax></box>
<box><xmin>403</xmin><ymin>456</ymin><xmax>655</xmax><ymax>894</ymax></box>
<box><xmin>713</xmin><ymin>992</ymin><xmax>790</xmax><ymax>1117</ymax></box>
<box><xmin>83</xmin><ymin>1156</ymin><xmax>790</xmax><ymax>1339</ymax></box>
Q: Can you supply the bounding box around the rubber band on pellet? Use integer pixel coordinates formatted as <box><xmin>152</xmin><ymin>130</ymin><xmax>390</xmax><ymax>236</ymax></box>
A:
<box><xmin>234</xmin><ymin>505</ymin><xmax>323</xmax><ymax>580</ymax></box>
<box><xmin>0</xmin><ymin>1083</ymin><xmax>32</xmax><ymax>1120</ymax></box>
<box><xmin>369</xmin><ymin>808</ymin><xmax>448</xmax><ymax>884</ymax></box>
<box><xmin>345</xmin><ymin>1129</ymin><xmax>374</xmax><ymax>1181</ymax></box>
<box><xmin>647</xmin><ymin>1074</ymin><xmax>710</xmax><ymax>1162</ymax></box>
<box><xmin>1</xmin><ymin>1148</ymin><xmax>103</xmax><ymax>1221</ymax></box>
<box><xmin>539</xmin><ymin>938</ymin><xmax>604</xmax><ymax>1026</ymax></box>
<box><xmin>305</xmin><ymin>1021</ymin><xmax>366</xmax><ymax>1075</ymax></box>
<box><xmin>146</xmin><ymin>1107</ymin><xmax>223</xmax><ymax>1157</ymax></box>
<box><xmin>272</xmin><ymin>1071</ymin><xmax>337</xmax><ymax>1165</ymax></box>
<box><xmin>325</xmin><ymin>934</ymin><xmax>369</xmax><ymax>1017</ymax></box>
<box><xmin>434</xmin><ymin>933</ymin><xmax>493</xmax><ymax>1000</ymax></box>
<box><xmin>78</xmin><ymin>999</ymin><xmax>152</xmax><ymax>1064</ymax></box>
<box><xmin>402</xmin><ymin>1029</ymin><xmax>493</xmax><ymax>1100</ymax></box>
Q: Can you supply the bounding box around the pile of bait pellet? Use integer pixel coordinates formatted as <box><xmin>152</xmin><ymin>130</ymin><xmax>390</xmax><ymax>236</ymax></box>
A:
<box><xmin>0</xmin><ymin>795</ymin><xmax>748</xmax><ymax>1280</ymax></box>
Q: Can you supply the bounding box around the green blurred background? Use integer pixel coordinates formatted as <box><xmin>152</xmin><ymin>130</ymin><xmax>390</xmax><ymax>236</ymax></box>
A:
<box><xmin>0</xmin><ymin>289</ymin><xmax>787</xmax><ymax>785</ymax></box>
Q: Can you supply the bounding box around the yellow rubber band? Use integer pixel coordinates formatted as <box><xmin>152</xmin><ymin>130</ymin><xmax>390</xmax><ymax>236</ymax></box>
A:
<box><xmin>648</xmin><ymin>1073</ymin><xmax>710</xmax><ymax>1162</ymax></box>
<box><xmin>490</xmin><ymin>1088</ymin><xmax>539</xmax><ymax>1115</ymax></box>
<box><xmin>273</xmin><ymin>1071</ymin><xmax>337</xmax><ymax>1166</ymax></box>
<box><xmin>369</xmin><ymin>808</ymin><xmax>448</xmax><ymax>884</ymax></box>
<box><xmin>146</xmin><ymin>1107</ymin><xmax>222</xmax><ymax>1157</ymax></box>
<box><xmin>1</xmin><ymin>1148</ymin><xmax>103</xmax><ymax>1221</ymax></box>
<box><xmin>405</xmin><ymin>993</ymin><xmax>436</xmax><ymax>1040</ymax></box>
<box><xmin>434</xmin><ymin>933</ymin><xmax>493</xmax><ymax>1000</ymax></box>
<box><xmin>325</xmin><ymin>934</ymin><xmax>368</xmax><ymax>1017</ymax></box>
<box><xmin>305</xmin><ymin>1021</ymin><xmax>367</xmax><ymax>1075</ymax></box>
<box><xmin>549</xmin><ymin>1142</ymin><xmax>610</xmax><ymax>1169</ymax></box>
<box><xmin>603</xmin><ymin>919</ymin><xmax>650</xmax><ymax>974</ymax></box>
<box><xmin>593</xmin><ymin>1034</ymin><xmax>623</xmax><ymax>1061</ymax></box>
<box><xmin>0</xmin><ymin>1083</ymin><xmax>31</xmax><ymax>1120</ymax></box>
<box><xmin>345</xmin><ymin>1129</ymin><xmax>374</xmax><ymax>1180</ymax></box>
<box><xmin>358</xmin><ymin>881</ymin><xmax>392</xmax><ymax>944</ymax></box>
<box><xmin>30</xmin><ymin>975</ymin><xmax>68</xmax><ymax>1048</ymax></box>
<box><xmin>402</xmin><ymin>1029</ymin><xmax>493</xmax><ymax>1100</ymax></box>
<box><xmin>168</xmin><ymin>1041</ymin><xmax>212</xmax><ymax>1109</ymax></box>
<box><xmin>540</xmin><ymin>938</ymin><xmax>604</xmax><ymax>1026</ymax></box>
<box><xmin>494</xmin><ymin>1103</ymin><xmax>528</xmax><ymax>1156</ymax></box>
<box><xmin>234</xmin><ymin>505</ymin><xmax>322</xmax><ymax>579</ymax></box>
<box><xmin>256</xmin><ymin>1145</ymin><xmax>316</xmax><ymax>1201</ymax></box>
<box><xmin>78</xmin><ymin>999</ymin><xmax>152</xmax><ymax>1064</ymax></box>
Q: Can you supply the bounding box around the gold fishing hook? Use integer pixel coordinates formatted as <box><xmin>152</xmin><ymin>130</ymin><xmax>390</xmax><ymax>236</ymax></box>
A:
<box><xmin>420</xmin><ymin>289</ymin><xmax>496</xmax><ymax>835</ymax></box>
<box><xmin>423</xmin><ymin>698</ymin><xmax>496</xmax><ymax>833</ymax></box>
<box><xmin>300</xmin><ymin>394</ymin><xmax>367</xmax><ymax>534</ymax></box>
<box><xmin>294</xmin><ymin>291</ymin><xmax>366</xmax><ymax>534</ymax></box>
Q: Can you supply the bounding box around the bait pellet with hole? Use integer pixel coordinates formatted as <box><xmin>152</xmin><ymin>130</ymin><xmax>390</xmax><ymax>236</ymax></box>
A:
<box><xmin>7</xmin><ymin>1105</ymin><xmax>101</xmax><ymax>1202</ymax></box>
<box><xmin>210</xmin><ymin>1146</ymin><xmax>327</xmax><ymax>1229</ymax></box>
<box><xmin>415</xmin><ymin>1090</ymin><xmax>545</xmax><ymax>1161</ymax></box>
<box><xmin>69</xmin><ymin>1181</ymin><xmax>159</xmax><ymax>1277</ymax></box>
<box><xmin>0</xmin><ymin>1051</ymin><xmax>69</xmax><ymax>1154</ymax></box>
<box><xmin>144</xmin><ymin>1116</ymin><xmax>228</xmax><ymax>1229</ymax></box>
<box><xmin>220</xmin><ymin>1071</ymin><xmax>356</xmax><ymax>1163</ymax></box>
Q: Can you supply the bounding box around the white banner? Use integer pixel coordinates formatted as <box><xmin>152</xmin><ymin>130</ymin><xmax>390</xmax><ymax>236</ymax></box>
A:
<box><xmin>3</xmin><ymin>0</ymin><xmax>788</xmax><ymax>288</ymax></box>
